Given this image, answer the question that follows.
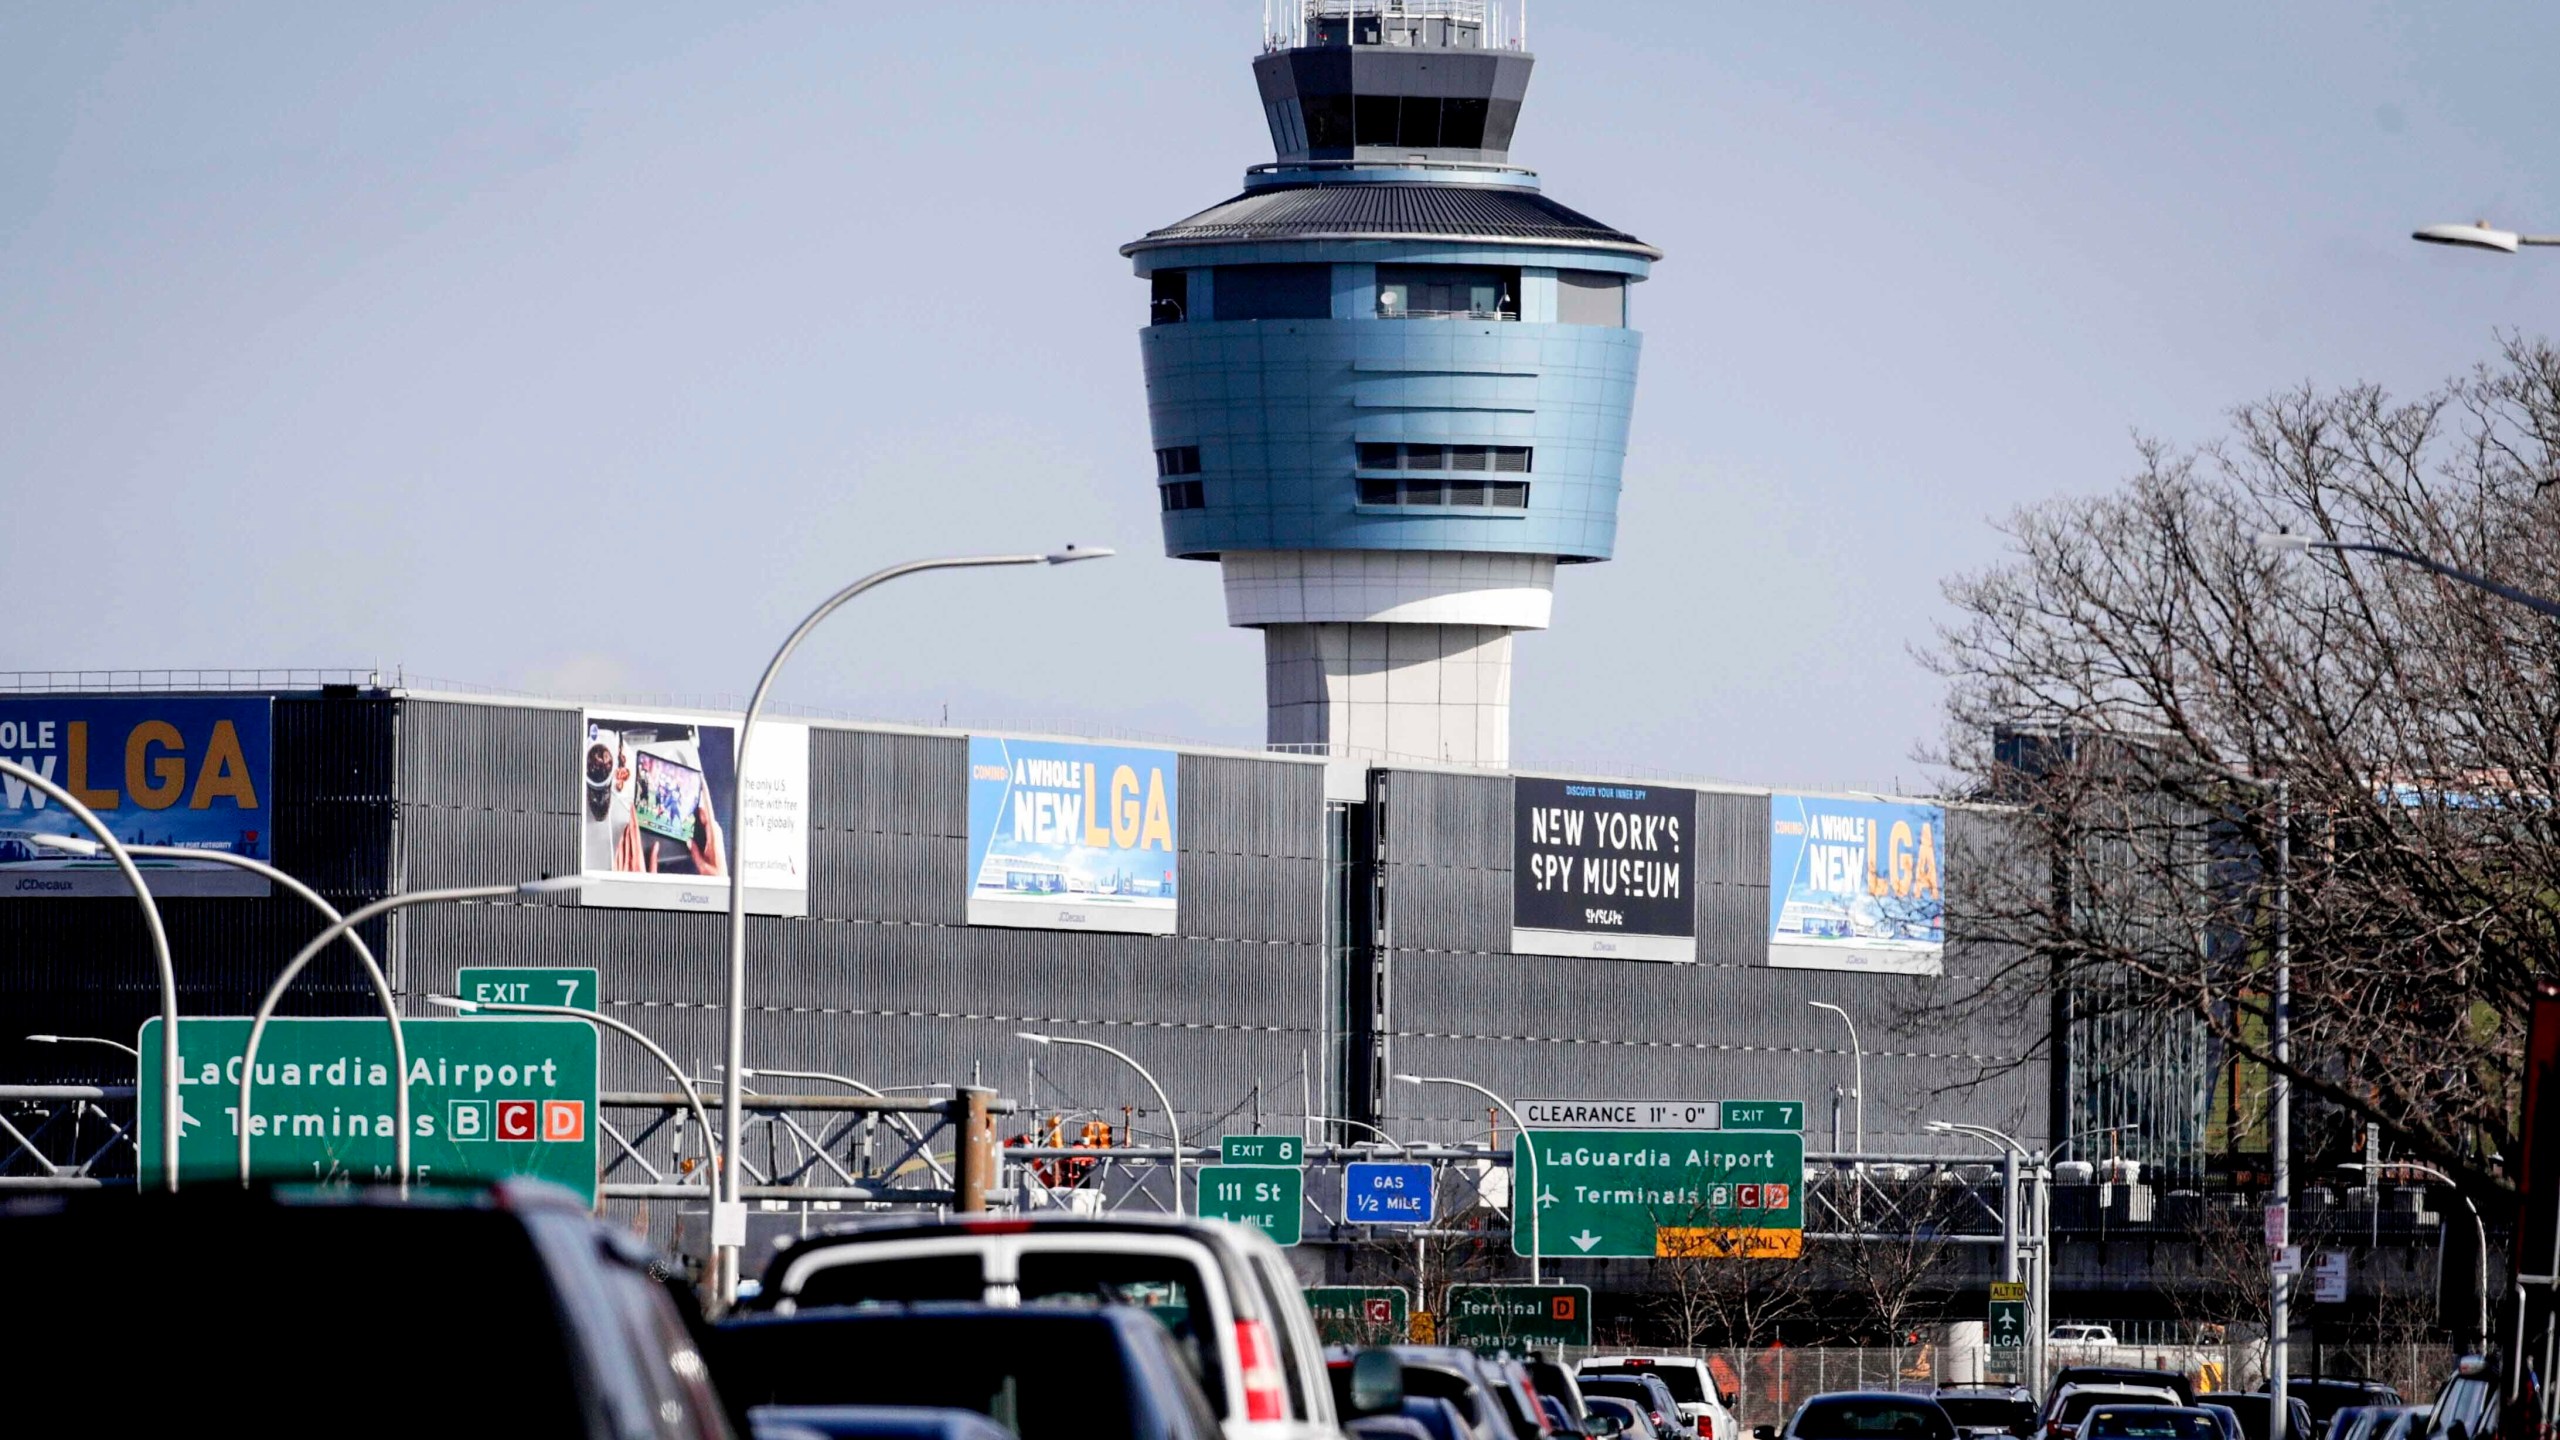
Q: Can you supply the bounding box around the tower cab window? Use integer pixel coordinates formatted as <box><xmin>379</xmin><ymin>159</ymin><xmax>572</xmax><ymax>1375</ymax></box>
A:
<box><xmin>1377</xmin><ymin>266</ymin><xmax>1520</xmax><ymax>320</ymax></box>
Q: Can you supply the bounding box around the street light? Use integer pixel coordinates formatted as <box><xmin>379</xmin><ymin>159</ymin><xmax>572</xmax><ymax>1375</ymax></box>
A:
<box><xmin>425</xmin><ymin>995</ymin><xmax>720</xmax><ymax>1183</ymax></box>
<box><xmin>2256</xmin><ymin>531</ymin><xmax>2560</xmax><ymax>622</ymax></box>
<box><xmin>1807</xmin><ymin>1001</ymin><xmax>1864</xmax><ymax>1158</ymax></box>
<box><xmin>1</xmin><ymin>757</ymin><xmax>178</xmax><ymax>1192</ymax></box>
<box><xmin>2411</xmin><ymin>221</ymin><xmax>2560</xmax><ymax>255</ymax></box>
<box><xmin>1018</xmin><ymin>1032</ymin><xmax>1183</xmax><ymax>1216</ymax></box>
<box><xmin>236</xmin><ymin>877</ymin><xmax>584</xmax><ymax>1188</ymax></box>
<box><xmin>716</xmin><ymin>543</ymin><xmax>1112</xmax><ymax>1304</ymax></box>
<box><xmin>1394</xmin><ymin>1072</ymin><xmax>1543</xmax><ymax>1283</ymax></box>
<box><xmin>2339</xmin><ymin>1160</ymin><xmax>2490</xmax><ymax>1347</ymax></box>
<box><xmin>36</xmin><ymin>835</ymin><xmax>413</xmax><ymax>1193</ymax></box>
<box><xmin>25</xmin><ymin>1034</ymin><xmax>139</xmax><ymax>1059</ymax></box>
<box><xmin>1929</xmin><ymin>1119</ymin><xmax>2140</xmax><ymax>1385</ymax></box>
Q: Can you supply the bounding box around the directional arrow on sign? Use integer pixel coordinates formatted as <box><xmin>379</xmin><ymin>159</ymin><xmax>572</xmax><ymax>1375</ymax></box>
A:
<box><xmin>1571</xmin><ymin>1231</ymin><xmax>1602</xmax><ymax>1252</ymax></box>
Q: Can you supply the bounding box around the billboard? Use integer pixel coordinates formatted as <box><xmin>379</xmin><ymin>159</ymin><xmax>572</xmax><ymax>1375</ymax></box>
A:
<box><xmin>578</xmin><ymin>709</ymin><xmax>808</xmax><ymax>915</ymax></box>
<box><xmin>0</xmin><ymin>696</ymin><xmax>274</xmax><ymax>897</ymax></box>
<box><xmin>967</xmin><ymin>736</ymin><xmax>1177</xmax><ymax>934</ymax></box>
<box><xmin>1768</xmin><ymin>793</ymin><xmax>1944</xmax><ymax>974</ymax></box>
<box><xmin>1511</xmin><ymin>776</ymin><xmax>1696</xmax><ymax>962</ymax></box>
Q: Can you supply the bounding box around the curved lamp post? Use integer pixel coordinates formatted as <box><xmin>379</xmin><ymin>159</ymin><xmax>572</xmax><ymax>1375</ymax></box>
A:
<box><xmin>2257</xmin><ymin>531</ymin><xmax>2560</xmax><ymax>622</ymax></box>
<box><xmin>1806</xmin><ymin>1001</ymin><xmax>1865</xmax><ymax>1158</ymax></box>
<box><xmin>426</xmin><ymin>994</ymin><xmax>720</xmax><ymax>1184</ymax></box>
<box><xmin>1018</xmin><ymin>1032</ymin><xmax>1184</xmax><ymax>1216</ymax></box>
<box><xmin>715</xmin><ymin>543</ymin><xmax>1111</xmax><ymax>1303</ymax></box>
<box><xmin>1</xmin><ymin>758</ymin><xmax>179</xmax><ymax>1191</ymax></box>
<box><xmin>26</xmin><ymin>1033</ymin><xmax>140</xmax><ymax>1060</ymax></box>
<box><xmin>2340</xmin><ymin>1159</ymin><xmax>2490</xmax><ymax>1347</ymax></box>
<box><xmin>236</xmin><ymin>877</ymin><xmax>582</xmax><ymax>1188</ymax></box>
<box><xmin>1394</xmin><ymin>1072</ymin><xmax>1542</xmax><ymax>1283</ymax></box>
<box><xmin>38</xmin><ymin>835</ymin><xmax>414</xmax><ymax>1193</ymax></box>
<box><xmin>2411</xmin><ymin>221</ymin><xmax>2560</xmax><ymax>255</ymax></box>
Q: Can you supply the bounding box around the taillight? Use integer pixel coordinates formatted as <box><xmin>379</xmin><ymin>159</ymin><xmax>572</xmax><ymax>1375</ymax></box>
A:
<box><xmin>1234</xmin><ymin>1319</ymin><xmax>1286</xmax><ymax>1423</ymax></box>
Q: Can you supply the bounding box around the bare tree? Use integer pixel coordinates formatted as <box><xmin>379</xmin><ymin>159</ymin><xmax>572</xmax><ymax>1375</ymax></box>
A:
<box><xmin>1922</xmin><ymin>336</ymin><xmax>2560</xmax><ymax>1225</ymax></box>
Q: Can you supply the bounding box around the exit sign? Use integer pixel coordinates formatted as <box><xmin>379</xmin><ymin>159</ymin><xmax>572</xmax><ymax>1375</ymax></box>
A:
<box><xmin>456</xmin><ymin>967</ymin><xmax>598</xmax><ymax>1013</ymax></box>
<box><xmin>1221</xmin><ymin>1134</ymin><xmax>1302</xmax><ymax>1166</ymax></box>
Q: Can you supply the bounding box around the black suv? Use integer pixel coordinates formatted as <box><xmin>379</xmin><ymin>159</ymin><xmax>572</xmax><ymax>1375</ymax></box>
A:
<box><xmin>1</xmin><ymin>1181</ymin><xmax>732</xmax><ymax>1437</ymax></box>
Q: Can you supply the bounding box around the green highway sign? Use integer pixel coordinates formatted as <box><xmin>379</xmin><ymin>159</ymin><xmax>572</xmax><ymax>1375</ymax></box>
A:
<box><xmin>1988</xmin><ymin>1284</ymin><xmax>2027</xmax><ymax>1353</ymax></box>
<box><xmin>139</xmin><ymin>1016</ymin><xmax>599</xmax><ymax>1204</ymax></box>
<box><xmin>1720</xmin><ymin>1099</ymin><xmax>1803</xmax><ymax>1131</ymax></box>
<box><xmin>1305</xmin><ymin>1286</ymin><xmax>1412</xmax><ymax>1344</ymax></box>
<box><xmin>1222</xmin><ymin>1134</ymin><xmax>1303</xmax><ymax>1166</ymax></box>
<box><xmin>1444</xmin><ymin>1284</ymin><xmax>1592</xmax><ymax>1350</ymax></box>
<box><xmin>1197</xmin><ymin>1163</ymin><xmax>1303</xmax><ymax>1245</ymax></box>
<box><xmin>1517</xmin><ymin>1128</ymin><xmax>1805</xmax><ymax>1259</ymax></box>
<box><xmin>456</xmin><ymin>966</ymin><xmax>599</xmax><ymax>1012</ymax></box>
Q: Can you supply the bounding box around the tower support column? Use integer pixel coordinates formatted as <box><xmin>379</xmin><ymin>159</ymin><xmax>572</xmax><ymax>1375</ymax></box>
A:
<box><xmin>1264</xmin><ymin>622</ymin><xmax>1516</xmax><ymax>766</ymax></box>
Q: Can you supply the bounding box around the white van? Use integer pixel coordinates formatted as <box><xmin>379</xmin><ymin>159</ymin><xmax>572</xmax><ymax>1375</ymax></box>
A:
<box><xmin>1580</xmin><ymin>1356</ymin><xmax>1738</xmax><ymax>1440</ymax></box>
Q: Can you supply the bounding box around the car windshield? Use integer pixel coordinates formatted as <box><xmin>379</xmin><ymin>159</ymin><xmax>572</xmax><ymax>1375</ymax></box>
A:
<box><xmin>1941</xmin><ymin>1398</ymin><xmax>2034</xmax><ymax>1427</ymax></box>
<box><xmin>2086</xmin><ymin>1409</ymin><xmax>2221</xmax><ymax>1440</ymax></box>
<box><xmin>1591</xmin><ymin>1367</ymin><xmax>1709</xmax><ymax>1404</ymax></box>
<box><xmin>1796</xmin><ymin>1400</ymin><xmax>1955</xmax><ymax>1439</ymax></box>
<box><xmin>711</xmin><ymin>1310</ymin><xmax>1153</xmax><ymax>1440</ymax></box>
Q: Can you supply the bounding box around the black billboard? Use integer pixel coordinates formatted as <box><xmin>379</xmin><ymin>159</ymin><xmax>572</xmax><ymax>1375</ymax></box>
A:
<box><xmin>1511</xmin><ymin>776</ymin><xmax>1696</xmax><ymax>962</ymax></box>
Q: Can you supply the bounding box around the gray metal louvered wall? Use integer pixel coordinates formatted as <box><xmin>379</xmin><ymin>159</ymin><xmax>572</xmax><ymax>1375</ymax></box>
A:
<box><xmin>1371</xmin><ymin>767</ymin><xmax>2048</xmax><ymax>1155</ymax></box>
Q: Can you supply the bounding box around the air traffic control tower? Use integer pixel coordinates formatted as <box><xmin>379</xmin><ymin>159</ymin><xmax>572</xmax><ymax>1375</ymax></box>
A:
<box><xmin>1124</xmin><ymin>0</ymin><xmax>1659</xmax><ymax>768</ymax></box>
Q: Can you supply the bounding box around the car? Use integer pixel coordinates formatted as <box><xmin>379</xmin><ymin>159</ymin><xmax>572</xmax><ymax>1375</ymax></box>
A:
<box><xmin>2372</xmin><ymin>1410</ymin><xmax>2430</xmax><ymax>1440</ymax></box>
<box><xmin>1528</xmin><ymin>1356</ymin><xmax>1593</xmax><ymax>1425</ymax></box>
<box><xmin>1584</xmin><ymin>1372</ymin><xmax>1703</xmax><ymax>1440</ymax></box>
<box><xmin>2199</xmin><ymin>1404</ymin><xmax>2245</xmax><ymax>1440</ymax></box>
<box><xmin>2044</xmin><ymin>1387</ymin><xmax>2189</xmax><ymax>1440</ymax></box>
<box><xmin>1404</xmin><ymin>1394</ymin><xmax>1492</xmax><ymax>1440</ymax></box>
<box><xmin>1591</xmin><ymin>1395</ymin><xmax>1665</xmax><ymax>1440</ymax></box>
<box><xmin>1581</xmin><ymin>1357</ymin><xmax>1737</xmax><ymax>1440</ymax></box>
<box><xmin>1936</xmin><ymin>1386</ymin><xmax>2038</xmax><ymax>1440</ymax></box>
<box><xmin>1776</xmin><ymin>1392</ymin><xmax>1959</xmax><ymax>1440</ymax></box>
<box><xmin>2420</xmin><ymin>1355</ymin><xmax>2497</xmax><ymax>1440</ymax></box>
<box><xmin>2051</xmin><ymin>1327</ymin><xmax>2123</xmax><ymax>1347</ymax></box>
<box><xmin>749</xmin><ymin>1213</ymin><xmax>1337</xmax><ymax>1440</ymax></box>
<box><xmin>1385</xmin><ymin>1344</ymin><xmax>1552</xmax><ymax>1440</ymax></box>
<box><xmin>709</xmin><ymin>1302</ymin><xmax>1226</xmax><ymax>1440</ymax></box>
<box><xmin>2</xmin><ymin>1180</ymin><xmax>734</xmax><ymax>1438</ymax></box>
<box><xmin>2053</xmin><ymin>1373</ymin><xmax>2197</xmax><ymax>1408</ymax></box>
<box><xmin>2079</xmin><ymin>1406</ymin><xmax>2228</xmax><ymax>1440</ymax></box>
<box><xmin>2285</xmin><ymin>1383</ymin><xmax>2405</xmax><ymax>1431</ymax></box>
<box><xmin>2196</xmin><ymin>1393</ymin><xmax>2316</xmax><ymax>1440</ymax></box>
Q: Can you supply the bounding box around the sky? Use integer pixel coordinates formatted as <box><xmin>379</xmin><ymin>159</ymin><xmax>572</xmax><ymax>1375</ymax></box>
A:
<box><xmin>6</xmin><ymin>2</ymin><xmax>2558</xmax><ymax>793</ymax></box>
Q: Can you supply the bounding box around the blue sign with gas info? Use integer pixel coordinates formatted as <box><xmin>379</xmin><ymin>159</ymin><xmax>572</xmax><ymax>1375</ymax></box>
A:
<box><xmin>1344</xmin><ymin>1162</ymin><xmax>1435</xmax><ymax>1225</ymax></box>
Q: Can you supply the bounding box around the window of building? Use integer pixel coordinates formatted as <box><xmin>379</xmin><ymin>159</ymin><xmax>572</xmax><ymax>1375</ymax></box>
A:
<box><xmin>1214</xmin><ymin>264</ymin><xmax>1332</xmax><ymax>321</ymax></box>
<box><xmin>1557</xmin><ymin>270</ymin><xmax>1628</xmax><ymax>327</ymax></box>
<box><xmin>1376</xmin><ymin>266</ymin><xmax>1519</xmax><ymax>320</ymax></box>
<box><xmin>1356</xmin><ymin>478</ymin><xmax>1399</xmax><ymax>505</ymax></box>
<box><xmin>1354</xmin><ymin>468</ymin><xmax>1530</xmax><ymax>511</ymax></box>
<box><xmin>1155</xmin><ymin>445</ymin><xmax>1201</xmax><ymax>476</ymax></box>
<box><xmin>1159</xmin><ymin>480</ymin><xmax>1206</xmax><ymax>511</ymax></box>
<box><xmin>1150</xmin><ymin>271</ymin><xmax>1189</xmax><ymax>325</ymax></box>
<box><xmin>1355</xmin><ymin>442</ymin><xmax>1530</xmax><ymax>473</ymax></box>
<box><xmin>1302</xmin><ymin>94</ymin><xmax>1356</xmax><ymax>150</ymax></box>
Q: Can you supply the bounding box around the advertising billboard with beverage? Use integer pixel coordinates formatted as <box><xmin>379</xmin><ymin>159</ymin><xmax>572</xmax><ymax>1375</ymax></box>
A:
<box><xmin>578</xmin><ymin>708</ymin><xmax>808</xmax><ymax>915</ymax></box>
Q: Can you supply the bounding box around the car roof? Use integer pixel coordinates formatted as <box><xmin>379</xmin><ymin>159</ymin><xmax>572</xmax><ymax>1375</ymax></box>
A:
<box><xmin>1805</xmin><ymin>1393</ymin><xmax>1951</xmax><ymax>1404</ymax></box>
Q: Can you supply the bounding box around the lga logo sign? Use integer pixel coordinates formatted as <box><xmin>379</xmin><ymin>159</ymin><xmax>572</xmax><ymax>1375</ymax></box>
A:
<box><xmin>0</xmin><ymin>696</ymin><xmax>274</xmax><ymax>898</ymax></box>
<box><xmin>1511</xmin><ymin>776</ymin><xmax>1696</xmax><ymax>963</ymax></box>
<box><xmin>1768</xmin><ymin>793</ymin><xmax>1945</xmax><ymax>975</ymax></box>
<box><xmin>966</xmin><ymin>736</ymin><xmax>1178</xmax><ymax>935</ymax></box>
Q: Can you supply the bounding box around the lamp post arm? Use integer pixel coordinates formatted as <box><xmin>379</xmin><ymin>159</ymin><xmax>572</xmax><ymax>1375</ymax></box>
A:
<box><xmin>2314</xmin><ymin>540</ymin><xmax>2560</xmax><ymax>622</ymax></box>
<box><xmin>123</xmin><ymin>845</ymin><xmax>413</xmax><ymax>1196</ymax></box>
<box><xmin>739</xmin><ymin>1066</ymin><xmax>951</xmax><ymax>1186</ymax></box>
<box><xmin>2</xmin><ymin>758</ymin><xmax>179</xmax><ymax>1192</ymax></box>
<box><xmin>238</xmin><ymin>883</ymin><xmax>523</xmax><ymax>1187</ymax></box>
<box><xmin>720</xmin><ymin>548</ymin><xmax>1100</xmax><ymax>1304</ymax></box>
<box><xmin>445</xmin><ymin>996</ymin><xmax>719</xmax><ymax>1177</ymax></box>
<box><xmin>1048</xmin><ymin>1035</ymin><xmax>1185</xmax><ymax>1216</ymax></box>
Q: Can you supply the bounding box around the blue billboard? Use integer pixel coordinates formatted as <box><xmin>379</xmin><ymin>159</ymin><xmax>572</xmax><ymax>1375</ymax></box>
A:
<box><xmin>967</xmin><ymin>736</ymin><xmax>1178</xmax><ymax>934</ymax></box>
<box><xmin>0</xmin><ymin>696</ymin><xmax>275</xmax><ymax>897</ymax></box>
<box><xmin>1768</xmin><ymin>793</ymin><xmax>1944</xmax><ymax>974</ymax></box>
